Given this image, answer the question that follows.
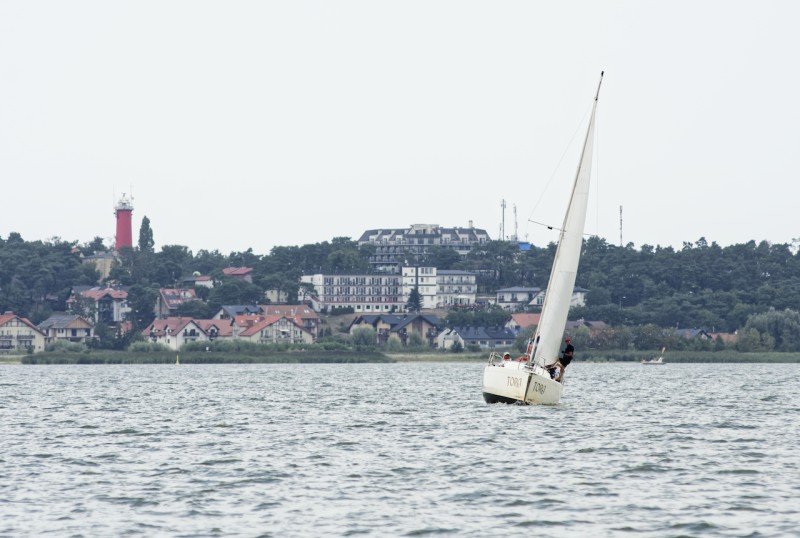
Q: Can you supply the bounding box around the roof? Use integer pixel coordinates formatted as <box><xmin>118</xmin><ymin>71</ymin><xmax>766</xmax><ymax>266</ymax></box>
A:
<box><xmin>239</xmin><ymin>315</ymin><xmax>308</xmax><ymax>337</ymax></box>
<box><xmin>260</xmin><ymin>305</ymin><xmax>320</xmax><ymax>320</ymax></box>
<box><xmin>76</xmin><ymin>286</ymin><xmax>128</xmax><ymax>301</ymax></box>
<box><xmin>159</xmin><ymin>288</ymin><xmax>198</xmax><ymax>309</ymax></box>
<box><xmin>0</xmin><ymin>312</ymin><xmax>45</xmax><ymax>335</ymax></box>
<box><xmin>349</xmin><ymin>314</ymin><xmax>440</xmax><ymax>332</ymax></box>
<box><xmin>496</xmin><ymin>287</ymin><xmax>540</xmax><ymax>293</ymax></box>
<box><xmin>509</xmin><ymin>313</ymin><xmax>541</xmax><ymax>328</ymax></box>
<box><xmin>437</xmin><ymin>270</ymin><xmax>476</xmax><ymax>276</ymax></box>
<box><xmin>143</xmin><ymin>317</ymin><xmax>197</xmax><ymax>337</ymax></box>
<box><xmin>220</xmin><ymin>305</ymin><xmax>262</xmax><ymax>317</ymax></box>
<box><xmin>223</xmin><ymin>267</ymin><xmax>253</xmax><ymax>276</ymax></box>
<box><xmin>358</xmin><ymin>225</ymin><xmax>491</xmax><ymax>243</ymax></box>
<box><xmin>393</xmin><ymin>314</ymin><xmax>441</xmax><ymax>331</ymax></box>
<box><xmin>448</xmin><ymin>326</ymin><xmax>516</xmax><ymax>341</ymax></box>
<box><xmin>38</xmin><ymin>314</ymin><xmax>93</xmax><ymax>330</ymax></box>
<box><xmin>676</xmin><ymin>328</ymin><xmax>712</xmax><ymax>339</ymax></box>
<box><xmin>194</xmin><ymin>319</ymin><xmax>234</xmax><ymax>337</ymax></box>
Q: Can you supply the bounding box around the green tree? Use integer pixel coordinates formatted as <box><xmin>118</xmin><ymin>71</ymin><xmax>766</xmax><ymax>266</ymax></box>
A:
<box><xmin>126</xmin><ymin>285</ymin><xmax>158</xmax><ymax>329</ymax></box>
<box><xmin>408</xmin><ymin>332</ymin><xmax>427</xmax><ymax>351</ymax></box>
<box><xmin>406</xmin><ymin>287</ymin><xmax>422</xmax><ymax>312</ymax></box>
<box><xmin>207</xmin><ymin>280</ymin><xmax>263</xmax><ymax>312</ymax></box>
<box><xmin>138</xmin><ymin>216</ymin><xmax>155</xmax><ymax>253</ymax></box>
<box><xmin>175</xmin><ymin>301</ymin><xmax>214</xmax><ymax>319</ymax></box>
<box><xmin>351</xmin><ymin>327</ymin><xmax>377</xmax><ymax>349</ymax></box>
<box><xmin>742</xmin><ymin>309</ymin><xmax>800</xmax><ymax>351</ymax></box>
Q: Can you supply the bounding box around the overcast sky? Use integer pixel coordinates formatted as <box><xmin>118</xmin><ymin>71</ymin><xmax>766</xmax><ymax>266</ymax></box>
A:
<box><xmin>1</xmin><ymin>1</ymin><xmax>798</xmax><ymax>254</ymax></box>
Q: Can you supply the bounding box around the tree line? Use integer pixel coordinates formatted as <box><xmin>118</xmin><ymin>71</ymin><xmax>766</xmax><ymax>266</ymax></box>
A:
<box><xmin>3</xmin><ymin>225</ymin><xmax>800</xmax><ymax>341</ymax></box>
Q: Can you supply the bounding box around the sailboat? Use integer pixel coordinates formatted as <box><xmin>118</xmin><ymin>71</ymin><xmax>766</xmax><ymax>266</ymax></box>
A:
<box><xmin>482</xmin><ymin>72</ymin><xmax>603</xmax><ymax>405</ymax></box>
<box><xmin>642</xmin><ymin>347</ymin><xmax>666</xmax><ymax>365</ymax></box>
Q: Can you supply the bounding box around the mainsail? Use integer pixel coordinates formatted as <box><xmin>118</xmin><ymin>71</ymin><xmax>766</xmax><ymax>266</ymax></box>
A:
<box><xmin>532</xmin><ymin>73</ymin><xmax>603</xmax><ymax>368</ymax></box>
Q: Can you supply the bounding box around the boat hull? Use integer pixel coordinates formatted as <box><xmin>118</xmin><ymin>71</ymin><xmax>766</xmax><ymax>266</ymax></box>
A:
<box><xmin>482</xmin><ymin>363</ymin><xmax>563</xmax><ymax>405</ymax></box>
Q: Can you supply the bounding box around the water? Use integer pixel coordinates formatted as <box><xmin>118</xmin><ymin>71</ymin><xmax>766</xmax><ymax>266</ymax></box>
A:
<box><xmin>1</xmin><ymin>362</ymin><xmax>798</xmax><ymax>536</ymax></box>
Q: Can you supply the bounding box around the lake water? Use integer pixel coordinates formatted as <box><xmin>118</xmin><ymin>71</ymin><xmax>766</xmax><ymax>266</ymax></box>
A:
<box><xmin>1</xmin><ymin>362</ymin><xmax>798</xmax><ymax>536</ymax></box>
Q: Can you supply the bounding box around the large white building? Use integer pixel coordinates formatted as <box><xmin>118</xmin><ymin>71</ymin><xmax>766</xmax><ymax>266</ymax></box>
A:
<box><xmin>358</xmin><ymin>223</ymin><xmax>491</xmax><ymax>273</ymax></box>
<box><xmin>300</xmin><ymin>274</ymin><xmax>405</xmax><ymax>313</ymax></box>
<box><xmin>301</xmin><ymin>267</ymin><xmax>479</xmax><ymax>313</ymax></box>
<box><xmin>401</xmin><ymin>267</ymin><xmax>438</xmax><ymax>310</ymax></box>
<box><xmin>436</xmin><ymin>270</ymin><xmax>477</xmax><ymax>307</ymax></box>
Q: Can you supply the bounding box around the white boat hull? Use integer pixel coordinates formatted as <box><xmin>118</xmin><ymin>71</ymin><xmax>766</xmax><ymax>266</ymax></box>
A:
<box><xmin>482</xmin><ymin>362</ymin><xmax>563</xmax><ymax>405</ymax></box>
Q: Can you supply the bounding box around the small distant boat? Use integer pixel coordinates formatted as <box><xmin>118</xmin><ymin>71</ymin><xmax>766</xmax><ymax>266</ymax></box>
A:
<box><xmin>642</xmin><ymin>347</ymin><xmax>666</xmax><ymax>365</ymax></box>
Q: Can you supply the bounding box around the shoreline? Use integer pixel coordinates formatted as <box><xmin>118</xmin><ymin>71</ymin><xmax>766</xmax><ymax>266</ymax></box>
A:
<box><xmin>6</xmin><ymin>349</ymin><xmax>800</xmax><ymax>364</ymax></box>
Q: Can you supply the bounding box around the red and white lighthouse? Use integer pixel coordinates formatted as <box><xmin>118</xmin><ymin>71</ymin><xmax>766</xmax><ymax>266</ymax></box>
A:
<box><xmin>114</xmin><ymin>193</ymin><xmax>134</xmax><ymax>251</ymax></box>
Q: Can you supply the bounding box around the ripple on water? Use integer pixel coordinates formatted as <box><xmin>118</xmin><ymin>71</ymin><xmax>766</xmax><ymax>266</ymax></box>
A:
<box><xmin>0</xmin><ymin>362</ymin><xmax>797</xmax><ymax>535</ymax></box>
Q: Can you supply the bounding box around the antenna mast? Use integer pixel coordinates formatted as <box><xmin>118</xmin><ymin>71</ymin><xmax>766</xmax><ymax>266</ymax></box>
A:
<box><xmin>513</xmin><ymin>204</ymin><xmax>518</xmax><ymax>241</ymax></box>
<box><xmin>619</xmin><ymin>205</ymin><xmax>623</xmax><ymax>247</ymax></box>
<box><xmin>501</xmin><ymin>199</ymin><xmax>506</xmax><ymax>241</ymax></box>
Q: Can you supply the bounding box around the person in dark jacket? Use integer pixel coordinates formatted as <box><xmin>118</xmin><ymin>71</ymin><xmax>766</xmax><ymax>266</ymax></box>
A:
<box><xmin>556</xmin><ymin>337</ymin><xmax>574</xmax><ymax>382</ymax></box>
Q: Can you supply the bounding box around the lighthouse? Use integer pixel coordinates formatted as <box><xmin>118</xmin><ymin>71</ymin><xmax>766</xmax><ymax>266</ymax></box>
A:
<box><xmin>114</xmin><ymin>193</ymin><xmax>134</xmax><ymax>251</ymax></box>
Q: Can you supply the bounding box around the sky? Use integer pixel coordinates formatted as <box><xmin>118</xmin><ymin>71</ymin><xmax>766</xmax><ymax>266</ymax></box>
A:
<box><xmin>1</xmin><ymin>1</ymin><xmax>799</xmax><ymax>254</ymax></box>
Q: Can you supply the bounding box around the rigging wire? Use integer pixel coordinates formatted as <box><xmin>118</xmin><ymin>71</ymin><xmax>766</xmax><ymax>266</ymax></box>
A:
<box><xmin>524</xmin><ymin>104</ymin><xmax>593</xmax><ymax>239</ymax></box>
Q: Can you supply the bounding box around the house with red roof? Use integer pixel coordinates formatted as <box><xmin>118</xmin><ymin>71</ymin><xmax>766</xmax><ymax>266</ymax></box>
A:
<box><xmin>155</xmin><ymin>288</ymin><xmax>200</xmax><ymax>319</ymax></box>
<box><xmin>194</xmin><ymin>319</ymin><xmax>234</xmax><ymax>340</ymax></box>
<box><xmin>142</xmin><ymin>317</ymin><xmax>208</xmax><ymax>350</ymax></box>
<box><xmin>68</xmin><ymin>286</ymin><xmax>131</xmax><ymax>324</ymax></box>
<box><xmin>222</xmin><ymin>267</ymin><xmax>254</xmax><ymax>283</ymax></box>
<box><xmin>234</xmin><ymin>315</ymin><xmax>314</xmax><ymax>344</ymax></box>
<box><xmin>0</xmin><ymin>312</ymin><xmax>46</xmax><ymax>354</ymax></box>
<box><xmin>259</xmin><ymin>305</ymin><xmax>322</xmax><ymax>339</ymax></box>
<box><xmin>505</xmin><ymin>313</ymin><xmax>541</xmax><ymax>334</ymax></box>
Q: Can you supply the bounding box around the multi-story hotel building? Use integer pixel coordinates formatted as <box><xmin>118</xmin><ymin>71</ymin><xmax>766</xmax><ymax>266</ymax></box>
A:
<box><xmin>358</xmin><ymin>223</ymin><xmax>491</xmax><ymax>273</ymax></box>
<box><xmin>300</xmin><ymin>274</ymin><xmax>404</xmax><ymax>313</ymax></box>
<box><xmin>436</xmin><ymin>270</ymin><xmax>477</xmax><ymax>307</ymax></box>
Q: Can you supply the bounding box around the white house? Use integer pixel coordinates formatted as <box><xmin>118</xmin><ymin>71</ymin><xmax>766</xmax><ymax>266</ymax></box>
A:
<box><xmin>495</xmin><ymin>287</ymin><xmax>540</xmax><ymax>312</ymax></box>
<box><xmin>237</xmin><ymin>315</ymin><xmax>314</xmax><ymax>345</ymax></box>
<box><xmin>0</xmin><ymin>312</ymin><xmax>46</xmax><ymax>354</ymax></box>
<box><xmin>530</xmin><ymin>286</ymin><xmax>589</xmax><ymax>308</ymax></box>
<box><xmin>143</xmin><ymin>317</ymin><xmax>208</xmax><ymax>350</ymax></box>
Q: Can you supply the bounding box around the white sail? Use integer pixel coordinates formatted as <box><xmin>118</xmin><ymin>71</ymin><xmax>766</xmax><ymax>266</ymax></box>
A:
<box><xmin>532</xmin><ymin>74</ymin><xmax>602</xmax><ymax>368</ymax></box>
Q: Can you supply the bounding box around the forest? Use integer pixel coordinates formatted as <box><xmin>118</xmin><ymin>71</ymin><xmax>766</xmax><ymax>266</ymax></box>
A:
<box><xmin>2</xmin><ymin>222</ymin><xmax>800</xmax><ymax>344</ymax></box>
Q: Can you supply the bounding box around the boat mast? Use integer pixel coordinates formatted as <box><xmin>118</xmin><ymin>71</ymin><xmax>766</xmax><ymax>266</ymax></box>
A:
<box><xmin>529</xmin><ymin>72</ymin><xmax>603</xmax><ymax>367</ymax></box>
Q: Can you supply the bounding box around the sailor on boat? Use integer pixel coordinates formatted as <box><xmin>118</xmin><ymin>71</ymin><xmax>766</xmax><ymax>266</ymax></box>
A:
<box><xmin>481</xmin><ymin>71</ymin><xmax>604</xmax><ymax>406</ymax></box>
<box><xmin>556</xmin><ymin>337</ymin><xmax>574</xmax><ymax>382</ymax></box>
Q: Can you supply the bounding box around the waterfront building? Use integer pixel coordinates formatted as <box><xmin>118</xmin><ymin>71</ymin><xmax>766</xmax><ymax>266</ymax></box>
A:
<box><xmin>436</xmin><ymin>326</ymin><xmax>516</xmax><ymax>350</ymax></box>
<box><xmin>38</xmin><ymin>314</ymin><xmax>95</xmax><ymax>345</ymax></box>
<box><xmin>143</xmin><ymin>317</ymin><xmax>208</xmax><ymax>350</ymax></box>
<box><xmin>348</xmin><ymin>314</ymin><xmax>441</xmax><ymax>347</ymax></box>
<box><xmin>0</xmin><ymin>312</ymin><xmax>46</xmax><ymax>354</ymax></box>
<box><xmin>259</xmin><ymin>305</ymin><xmax>321</xmax><ymax>339</ymax></box>
<box><xmin>234</xmin><ymin>315</ymin><xmax>314</xmax><ymax>345</ymax></box>
<box><xmin>358</xmin><ymin>223</ymin><xmax>491</xmax><ymax>274</ymax></box>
